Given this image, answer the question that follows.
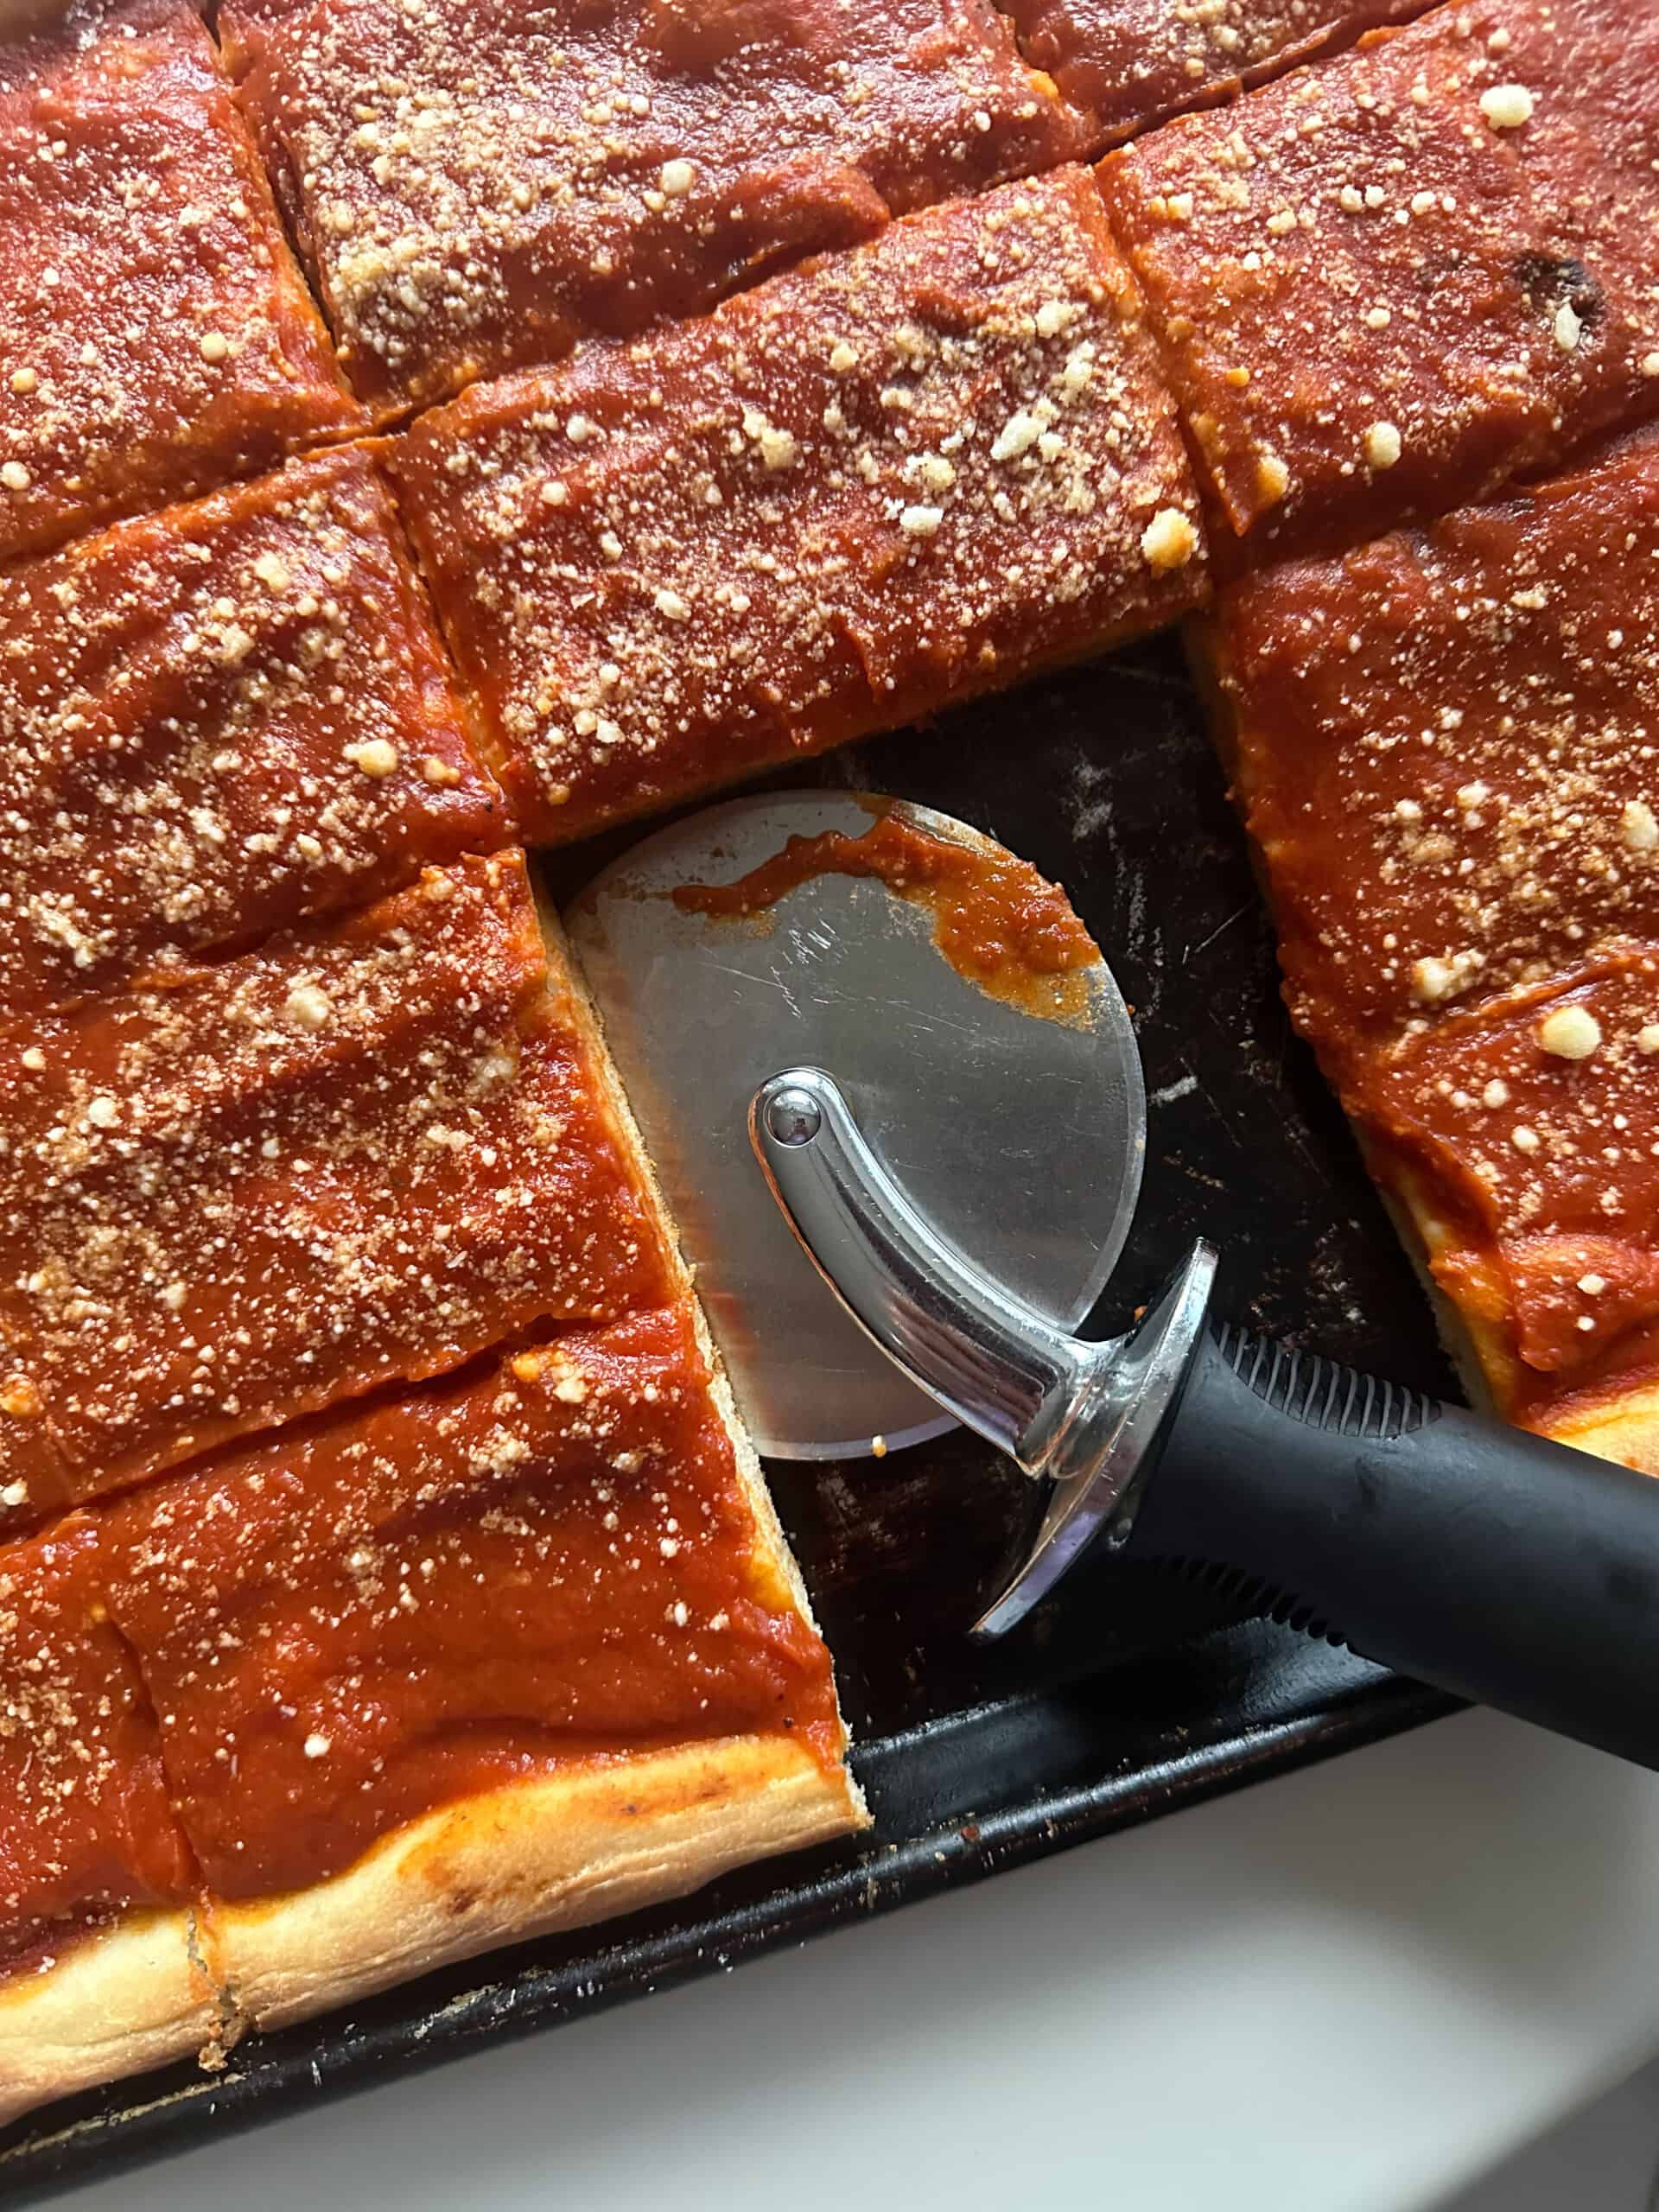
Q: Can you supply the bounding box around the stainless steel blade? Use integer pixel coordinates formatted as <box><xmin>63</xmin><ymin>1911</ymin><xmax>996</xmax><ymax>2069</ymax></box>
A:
<box><xmin>564</xmin><ymin>791</ymin><xmax>1147</xmax><ymax>1460</ymax></box>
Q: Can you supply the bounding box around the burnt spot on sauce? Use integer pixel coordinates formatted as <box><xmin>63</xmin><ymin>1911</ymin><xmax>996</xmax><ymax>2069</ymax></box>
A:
<box><xmin>1513</xmin><ymin>251</ymin><xmax>1605</xmax><ymax>328</ymax></box>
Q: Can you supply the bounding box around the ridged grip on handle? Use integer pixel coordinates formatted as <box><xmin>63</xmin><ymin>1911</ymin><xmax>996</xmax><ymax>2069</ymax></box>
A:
<box><xmin>1122</xmin><ymin>1325</ymin><xmax>1659</xmax><ymax>1770</ymax></box>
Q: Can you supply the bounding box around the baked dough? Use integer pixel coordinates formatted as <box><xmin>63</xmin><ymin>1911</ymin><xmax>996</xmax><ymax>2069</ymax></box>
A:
<box><xmin>0</xmin><ymin>883</ymin><xmax>862</xmax><ymax>2130</ymax></box>
<box><xmin>1193</xmin><ymin>423</ymin><xmax>1659</xmax><ymax>1452</ymax></box>
<box><xmin>0</xmin><ymin>1512</ymin><xmax>219</xmax><ymax>2130</ymax></box>
<box><xmin>0</xmin><ymin>1910</ymin><xmax>219</xmax><ymax>2133</ymax></box>
<box><xmin>226</xmin><ymin>0</ymin><xmax>1083</xmax><ymax>412</ymax></box>
<box><xmin>0</xmin><ymin>0</ymin><xmax>360</xmax><ymax>562</ymax></box>
<box><xmin>0</xmin><ymin>442</ymin><xmax>503</xmax><ymax>1020</ymax></box>
<box><xmin>1369</xmin><ymin>1148</ymin><xmax>1659</xmax><ymax>1474</ymax></box>
<box><xmin>93</xmin><ymin>1299</ymin><xmax>849</xmax><ymax>1882</ymax></box>
<box><xmin>1100</xmin><ymin>0</ymin><xmax>1659</xmax><ymax>564</ymax></box>
<box><xmin>391</xmin><ymin>168</ymin><xmax>1206</xmax><ymax>842</ymax></box>
<box><xmin>207</xmin><ymin>1739</ymin><xmax>860</xmax><ymax>2037</ymax></box>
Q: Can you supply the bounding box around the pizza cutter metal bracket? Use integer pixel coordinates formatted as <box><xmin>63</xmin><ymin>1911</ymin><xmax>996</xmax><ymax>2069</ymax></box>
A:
<box><xmin>752</xmin><ymin>1065</ymin><xmax>1216</xmax><ymax>1637</ymax></box>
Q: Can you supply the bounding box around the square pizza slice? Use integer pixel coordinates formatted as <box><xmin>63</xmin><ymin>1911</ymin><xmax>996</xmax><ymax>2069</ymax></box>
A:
<box><xmin>225</xmin><ymin>0</ymin><xmax>1085</xmax><ymax>414</ymax></box>
<box><xmin>96</xmin><ymin>1302</ymin><xmax>861</xmax><ymax>2042</ymax></box>
<box><xmin>0</xmin><ymin>852</ymin><xmax>677</xmax><ymax>1518</ymax></box>
<box><xmin>1194</xmin><ymin>425</ymin><xmax>1659</xmax><ymax>1452</ymax></box>
<box><xmin>0</xmin><ymin>0</ymin><xmax>362</xmax><ymax>563</ymax></box>
<box><xmin>0</xmin><ymin>1515</ymin><xmax>216</xmax><ymax>2128</ymax></box>
<box><xmin>1198</xmin><ymin>426</ymin><xmax>1659</xmax><ymax>1077</ymax></box>
<box><xmin>391</xmin><ymin>168</ymin><xmax>1208</xmax><ymax>843</ymax></box>
<box><xmin>1099</xmin><ymin>0</ymin><xmax>1659</xmax><ymax>566</ymax></box>
<box><xmin>0</xmin><ymin>443</ymin><xmax>505</xmax><ymax>1021</ymax></box>
<box><xmin>1000</xmin><ymin>0</ymin><xmax>1430</xmax><ymax>153</ymax></box>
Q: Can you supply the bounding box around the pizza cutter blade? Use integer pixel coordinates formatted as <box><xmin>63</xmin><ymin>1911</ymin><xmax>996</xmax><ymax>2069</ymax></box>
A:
<box><xmin>565</xmin><ymin>791</ymin><xmax>1145</xmax><ymax>1461</ymax></box>
<box><xmin>571</xmin><ymin>791</ymin><xmax>1659</xmax><ymax>1774</ymax></box>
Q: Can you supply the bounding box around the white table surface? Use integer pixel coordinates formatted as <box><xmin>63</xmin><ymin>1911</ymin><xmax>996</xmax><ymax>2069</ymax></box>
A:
<box><xmin>55</xmin><ymin>1706</ymin><xmax>1659</xmax><ymax>2212</ymax></box>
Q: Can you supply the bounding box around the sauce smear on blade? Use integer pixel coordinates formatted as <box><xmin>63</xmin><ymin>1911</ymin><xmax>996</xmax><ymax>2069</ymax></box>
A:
<box><xmin>673</xmin><ymin>810</ymin><xmax>1100</xmax><ymax>1025</ymax></box>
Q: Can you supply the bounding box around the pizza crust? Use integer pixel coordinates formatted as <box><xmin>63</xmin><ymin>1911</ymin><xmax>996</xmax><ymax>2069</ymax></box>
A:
<box><xmin>0</xmin><ymin>1908</ymin><xmax>219</xmax><ymax>2131</ymax></box>
<box><xmin>1537</xmin><ymin>1389</ymin><xmax>1659</xmax><ymax>1473</ymax></box>
<box><xmin>207</xmin><ymin>1737</ymin><xmax>862</xmax><ymax>2035</ymax></box>
<box><xmin>1361</xmin><ymin>1141</ymin><xmax>1659</xmax><ymax>1477</ymax></box>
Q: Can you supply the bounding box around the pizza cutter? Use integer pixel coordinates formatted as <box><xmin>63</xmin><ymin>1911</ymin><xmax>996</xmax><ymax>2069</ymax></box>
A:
<box><xmin>569</xmin><ymin>791</ymin><xmax>1659</xmax><ymax>1772</ymax></box>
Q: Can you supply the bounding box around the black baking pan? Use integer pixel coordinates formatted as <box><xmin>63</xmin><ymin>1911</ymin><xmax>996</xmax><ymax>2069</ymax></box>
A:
<box><xmin>0</xmin><ymin>631</ymin><xmax>1463</xmax><ymax>2203</ymax></box>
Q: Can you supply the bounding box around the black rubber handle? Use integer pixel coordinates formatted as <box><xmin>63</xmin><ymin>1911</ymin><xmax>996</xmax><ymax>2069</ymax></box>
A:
<box><xmin>1121</xmin><ymin>1325</ymin><xmax>1659</xmax><ymax>1770</ymax></box>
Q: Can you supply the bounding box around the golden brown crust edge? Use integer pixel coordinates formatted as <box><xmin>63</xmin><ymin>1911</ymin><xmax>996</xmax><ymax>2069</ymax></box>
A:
<box><xmin>208</xmin><ymin>1737</ymin><xmax>862</xmax><ymax>2035</ymax></box>
<box><xmin>0</xmin><ymin>1909</ymin><xmax>219</xmax><ymax>2131</ymax></box>
<box><xmin>1358</xmin><ymin>1152</ymin><xmax>1514</xmax><ymax>1419</ymax></box>
<box><xmin>1370</xmin><ymin>1152</ymin><xmax>1659</xmax><ymax>1475</ymax></box>
<box><xmin>1541</xmin><ymin>1390</ymin><xmax>1659</xmax><ymax>1473</ymax></box>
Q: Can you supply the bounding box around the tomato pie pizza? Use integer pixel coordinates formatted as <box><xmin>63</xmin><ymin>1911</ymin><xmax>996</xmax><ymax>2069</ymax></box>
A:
<box><xmin>1194</xmin><ymin>424</ymin><xmax>1659</xmax><ymax>1456</ymax></box>
<box><xmin>1100</xmin><ymin>0</ymin><xmax>1659</xmax><ymax>563</ymax></box>
<box><xmin>391</xmin><ymin>169</ymin><xmax>1206</xmax><ymax>841</ymax></box>
<box><xmin>0</xmin><ymin>442</ymin><xmax>504</xmax><ymax>1018</ymax></box>
<box><xmin>0</xmin><ymin>0</ymin><xmax>360</xmax><ymax>562</ymax></box>
<box><xmin>7</xmin><ymin>0</ymin><xmax>1659</xmax><ymax>2145</ymax></box>
<box><xmin>0</xmin><ymin>852</ymin><xmax>677</xmax><ymax>1521</ymax></box>
<box><xmin>0</xmin><ymin>859</ymin><xmax>861</xmax><ymax>2124</ymax></box>
<box><xmin>0</xmin><ymin>1300</ymin><xmax>857</xmax><ymax>2121</ymax></box>
<box><xmin>225</xmin><ymin>0</ymin><xmax>1084</xmax><ymax>413</ymax></box>
<box><xmin>0</xmin><ymin>1516</ymin><xmax>218</xmax><ymax>2125</ymax></box>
